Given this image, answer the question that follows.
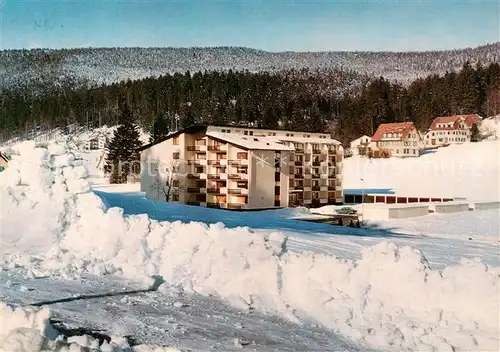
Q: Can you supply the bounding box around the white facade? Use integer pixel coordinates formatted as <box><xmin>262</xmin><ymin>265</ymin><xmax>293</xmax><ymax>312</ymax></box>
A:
<box><xmin>140</xmin><ymin>125</ymin><xmax>344</xmax><ymax>210</ymax></box>
<box><xmin>425</xmin><ymin>117</ymin><xmax>470</xmax><ymax>147</ymax></box>
<box><xmin>349</xmin><ymin>135</ymin><xmax>371</xmax><ymax>156</ymax></box>
<box><xmin>84</xmin><ymin>135</ymin><xmax>108</xmax><ymax>150</ymax></box>
<box><xmin>376</xmin><ymin>131</ymin><xmax>424</xmax><ymax>157</ymax></box>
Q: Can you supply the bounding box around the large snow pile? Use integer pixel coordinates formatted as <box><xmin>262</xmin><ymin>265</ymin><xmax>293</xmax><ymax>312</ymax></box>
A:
<box><xmin>1</xmin><ymin>142</ymin><xmax>499</xmax><ymax>351</ymax></box>
<box><xmin>343</xmin><ymin>141</ymin><xmax>500</xmax><ymax>201</ymax></box>
<box><xmin>0</xmin><ymin>302</ymin><xmax>179</xmax><ymax>352</ymax></box>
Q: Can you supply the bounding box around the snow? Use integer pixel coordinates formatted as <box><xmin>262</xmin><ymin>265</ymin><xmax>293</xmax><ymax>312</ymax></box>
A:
<box><xmin>0</xmin><ymin>302</ymin><xmax>179</xmax><ymax>352</ymax></box>
<box><xmin>343</xmin><ymin>141</ymin><xmax>500</xmax><ymax>201</ymax></box>
<box><xmin>206</xmin><ymin>131</ymin><xmax>295</xmax><ymax>151</ymax></box>
<box><xmin>1</xmin><ymin>139</ymin><xmax>499</xmax><ymax>351</ymax></box>
<box><xmin>480</xmin><ymin>115</ymin><xmax>500</xmax><ymax>141</ymax></box>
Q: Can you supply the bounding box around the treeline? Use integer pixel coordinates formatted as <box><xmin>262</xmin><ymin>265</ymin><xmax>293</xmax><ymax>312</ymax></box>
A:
<box><xmin>0</xmin><ymin>62</ymin><xmax>499</xmax><ymax>145</ymax></box>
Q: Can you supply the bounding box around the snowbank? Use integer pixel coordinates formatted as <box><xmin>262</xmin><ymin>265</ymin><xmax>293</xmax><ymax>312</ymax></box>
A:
<box><xmin>1</xmin><ymin>142</ymin><xmax>499</xmax><ymax>351</ymax></box>
<box><xmin>343</xmin><ymin>141</ymin><xmax>500</xmax><ymax>202</ymax></box>
<box><xmin>0</xmin><ymin>303</ymin><xmax>179</xmax><ymax>352</ymax></box>
<box><xmin>480</xmin><ymin>115</ymin><xmax>500</xmax><ymax>141</ymax></box>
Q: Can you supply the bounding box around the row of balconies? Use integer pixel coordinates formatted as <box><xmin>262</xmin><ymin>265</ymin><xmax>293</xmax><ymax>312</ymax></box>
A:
<box><xmin>294</xmin><ymin>146</ymin><xmax>340</xmax><ymax>155</ymax></box>
<box><xmin>188</xmin><ymin>159</ymin><xmax>249</xmax><ymax>166</ymax></box>
<box><xmin>187</xmin><ymin>145</ymin><xmax>228</xmax><ymax>152</ymax></box>
<box><xmin>188</xmin><ymin>173</ymin><xmax>249</xmax><ymax>180</ymax></box>
<box><xmin>187</xmin><ymin>187</ymin><xmax>249</xmax><ymax>195</ymax></box>
<box><xmin>186</xmin><ymin>201</ymin><xmax>247</xmax><ymax>210</ymax></box>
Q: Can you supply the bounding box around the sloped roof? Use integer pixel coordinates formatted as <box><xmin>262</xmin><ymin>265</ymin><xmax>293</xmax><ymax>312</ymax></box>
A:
<box><xmin>463</xmin><ymin>114</ymin><xmax>482</xmax><ymax>128</ymax></box>
<box><xmin>371</xmin><ymin>122</ymin><xmax>416</xmax><ymax>142</ymax></box>
<box><xmin>207</xmin><ymin>131</ymin><xmax>294</xmax><ymax>151</ymax></box>
<box><xmin>429</xmin><ymin>114</ymin><xmax>482</xmax><ymax>130</ymax></box>
<box><xmin>0</xmin><ymin>152</ymin><xmax>8</xmax><ymax>163</ymax></box>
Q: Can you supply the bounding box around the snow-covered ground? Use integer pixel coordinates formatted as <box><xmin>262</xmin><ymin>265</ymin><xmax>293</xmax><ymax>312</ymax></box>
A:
<box><xmin>480</xmin><ymin>115</ymin><xmax>500</xmax><ymax>141</ymax></box>
<box><xmin>343</xmin><ymin>141</ymin><xmax>500</xmax><ymax>201</ymax></box>
<box><xmin>1</xmin><ymin>138</ymin><xmax>499</xmax><ymax>352</ymax></box>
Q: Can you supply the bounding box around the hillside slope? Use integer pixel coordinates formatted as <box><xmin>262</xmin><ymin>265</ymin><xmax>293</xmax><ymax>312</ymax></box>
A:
<box><xmin>1</xmin><ymin>43</ymin><xmax>498</xmax><ymax>91</ymax></box>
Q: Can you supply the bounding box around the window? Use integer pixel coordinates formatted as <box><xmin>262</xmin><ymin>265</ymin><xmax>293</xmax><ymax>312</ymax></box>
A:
<box><xmin>173</xmin><ymin>136</ymin><xmax>179</xmax><ymax>145</ymax></box>
<box><xmin>227</xmin><ymin>130</ymin><xmax>231</xmax><ymax>133</ymax></box>
<box><xmin>172</xmin><ymin>194</ymin><xmax>179</xmax><ymax>201</ymax></box>
<box><xmin>237</xmin><ymin>152</ymin><xmax>248</xmax><ymax>160</ymax></box>
<box><xmin>244</xmin><ymin>131</ymin><xmax>248</xmax><ymax>135</ymax></box>
<box><xmin>222</xmin><ymin>129</ymin><xmax>226</xmax><ymax>133</ymax></box>
<box><xmin>173</xmin><ymin>152</ymin><xmax>180</xmax><ymax>159</ymax></box>
<box><xmin>195</xmin><ymin>166</ymin><xmax>204</xmax><ymax>174</ymax></box>
<box><xmin>172</xmin><ymin>180</ymin><xmax>180</xmax><ymax>187</ymax></box>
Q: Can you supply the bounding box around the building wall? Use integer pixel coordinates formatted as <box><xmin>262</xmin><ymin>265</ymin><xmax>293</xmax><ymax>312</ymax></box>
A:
<box><xmin>140</xmin><ymin>126</ymin><xmax>344</xmax><ymax>210</ymax></box>
<box><xmin>377</xmin><ymin>130</ymin><xmax>423</xmax><ymax>157</ymax></box>
<box><xmin>0</xmin><ymin>157</ymin><xmax>7</xmax><ymax>171</ymax></box>
<box><xmin>247</xmin><ymin>150</ymin><xmax>277</xmax><ymax>209</ymax></box>
<box><xmin>140</xmin><ymin>134</ymin><xmax>185</xmax><ymax>202</ymax></box>
<box><xmin>425</xmin><ymin>129</ymin><xmax>469</xmax><ymax>147</ymax></box>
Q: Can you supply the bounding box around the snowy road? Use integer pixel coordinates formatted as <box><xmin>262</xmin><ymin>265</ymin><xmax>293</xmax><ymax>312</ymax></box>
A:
<box><xmin>0</xmin><ymin>274</ymin><xmax>364</xmax><ymax>351</ymax></box>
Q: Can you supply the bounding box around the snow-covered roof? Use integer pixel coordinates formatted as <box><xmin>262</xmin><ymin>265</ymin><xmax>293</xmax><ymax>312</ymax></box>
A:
<box><xmin>274</xmin><ymin>135</ymin><xmax>341</xmax><ymax>145</ymax></box>
<box><xmin>207</xmin><ymin>131</ymin><xmax>295</xmax><ymax>151</ymax></box>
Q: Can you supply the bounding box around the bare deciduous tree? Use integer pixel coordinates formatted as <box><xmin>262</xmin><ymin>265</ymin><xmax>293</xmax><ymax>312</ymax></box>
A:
<box><xmin>150</xmin><ymin>160</ymin><xmax>184</xmax><ymax>202</ymax></box>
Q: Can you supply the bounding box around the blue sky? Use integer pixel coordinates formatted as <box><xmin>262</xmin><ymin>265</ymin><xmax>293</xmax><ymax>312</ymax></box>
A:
<box><xmin>1</xmin><ymin>0</ymin><xmax>498</xmax><ymax>52</ymax></box>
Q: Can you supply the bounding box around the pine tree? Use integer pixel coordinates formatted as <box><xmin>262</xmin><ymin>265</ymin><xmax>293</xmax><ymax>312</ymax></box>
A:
<box><xmin>105</xmin><ymin>101</ymin><xmax>143</xmax><ymax>183</ymax></box>
<box><xmin>470</xmin><ymin>122</ymin><xmax>480</xmax><ymax>142</ymax></box>
<box><xmin>149</xmin><ymin>115</ymin><xmax>170</xmax><ymax>144</ymax></box>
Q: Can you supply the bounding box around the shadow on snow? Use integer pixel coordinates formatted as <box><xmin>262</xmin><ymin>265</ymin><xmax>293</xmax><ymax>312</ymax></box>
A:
<box><xmin>95</xmin><ymin>191</ymin><xmax>416</xmax><ymax>240</ymax></box>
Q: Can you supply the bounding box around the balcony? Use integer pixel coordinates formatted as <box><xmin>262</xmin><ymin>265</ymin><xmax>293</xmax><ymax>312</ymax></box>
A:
<box><xmin>207</xmin><ymin>174</ymin><xmax>223</xmax><ymax>180</ymax></box>
<box><xmin>295</xmin><ymin>148</ymin><xmax>304</xmax><ymax>153</ymax></box>
<box><xmin>295</xmin><ymin>161</ymin><xmax>303</xmax><ymax>166</ymax></box>
<box><xmin>227</xmin><ymin>203</ymin><xmax>245</xmax><ymax>210</ymax></box>
<box><xmin>312</xmin><ymin>149</ymin><xmax>321</xmax><ymax>155</ymax></box>
<box><xmin>312</xmin><ymin>161</ymin><xmax>321</xmax><ymax>166</ymax></box>
<box><xmin>228</xmin><ymin>160</ymin><xmax>244</xmax><ymax>166</ymax></box>
<box><xmin>207</xmin><ymin>202</ymin><xmax>225</xmax><ymax>209</ymax></box>
<box><xmin>186</xmin><ymin>160</ymin><xmax>200</xmax><ymax>166</ymax></box>
<box><xmin>294</xmin><ymin>173</ymin><xmax>304</xmax><ymax>179</ymax></box>
<box><xmin>207</xmin><ymin>188</ymin><xmax>223</xmax><ymax>194</ymax></box>
<box><xmin>328</xmin><ymin>185</ymin><xmax>336</xmax><ymax>190</ymax></box>
<box><xmin>312</xmin><ymin>186</ymin><xmax>321</xmax><ymax>191</ymax></box>
<box><xmin>187</xmin><ymin>173</ymin><xmax>201</xmax><ymax>179</ymax></box>
<box><xmin>208</xmin><ymin>145</ymin><xmax>227</xmax><ymax>152</ymax></box>
<box><xmin>187</xmin><ymin>187</ymin><xmax>203</xmax><ymax>193</ymax></box>
<box><xmin>187</xmin><ymin>145</ymin><xmax>206</xmax><ymax>152</ymax></box>
<box><xmin>228</xmin><ymin>174</ymin><xmax>247</xmax><ymax>180</ymax></box>
<box><xmin>207</xmin><ymin>160</ymin><xmax>221</xmax><ymax>166</ymax></box>
<box><xmin>294</xmin><ymin>185</ymin><xmax>304</xmax><ymax>190</ymax></box>
<box><xmin>312</xmin><ymin>174</ymin><xmax>321</xmax><ymax>179</ymax></box>
<box><xmin>228</xmin><ymin>188</ymin><xmax>242</xmax><ymax>194</ymax></box>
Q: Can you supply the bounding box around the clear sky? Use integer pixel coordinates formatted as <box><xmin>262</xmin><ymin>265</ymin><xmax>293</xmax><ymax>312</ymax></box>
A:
<box><xmin>1</xmin><ymin>0</ymin><xmax>498</xmax><ymax>52</ymax></box>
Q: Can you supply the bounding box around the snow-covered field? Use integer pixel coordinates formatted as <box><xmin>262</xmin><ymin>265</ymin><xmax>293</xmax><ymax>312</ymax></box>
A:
<box><xmin>1</xmin><ymin>139</ymin><xmax>499</xmax><ymax>352</ymax></box>
<box><xmin>343</xmin><ymin>140</ymin><xmax>500</xmax><ymax>201</ymax></box>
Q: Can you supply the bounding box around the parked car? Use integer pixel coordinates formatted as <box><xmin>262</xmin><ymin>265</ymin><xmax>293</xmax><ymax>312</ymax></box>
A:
<box><xmin>336</xmin><ymin>206</ymin><xmax>358</xmax><ymax>215</ymax></box>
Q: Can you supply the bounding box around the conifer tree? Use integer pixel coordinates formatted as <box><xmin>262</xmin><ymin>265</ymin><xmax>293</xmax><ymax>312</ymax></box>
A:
<box><xmin>470</xmin><ymin>122</ymin><xmax>480</xmax><ymax>142</ymax></box>
<box><xmin>149</xmin><ymin>115</ymin><xmax>170</xmax><ymax>144</ymax></box>
<box><xmin>105</xmin><ymin>101</ymin><xmax>143</xmax><ymax>183</ymax></box>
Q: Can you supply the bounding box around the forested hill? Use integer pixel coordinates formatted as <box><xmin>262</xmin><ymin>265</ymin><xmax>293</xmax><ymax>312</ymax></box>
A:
<box><xmin>1</xmin><ymin>61</ymin><xmax>499</xmax><ymax>146</ymax></box>
<box><xmin>0</xmin><ymin>43</ymin><xmax>499</xmax><ymax>92</ymax></box>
